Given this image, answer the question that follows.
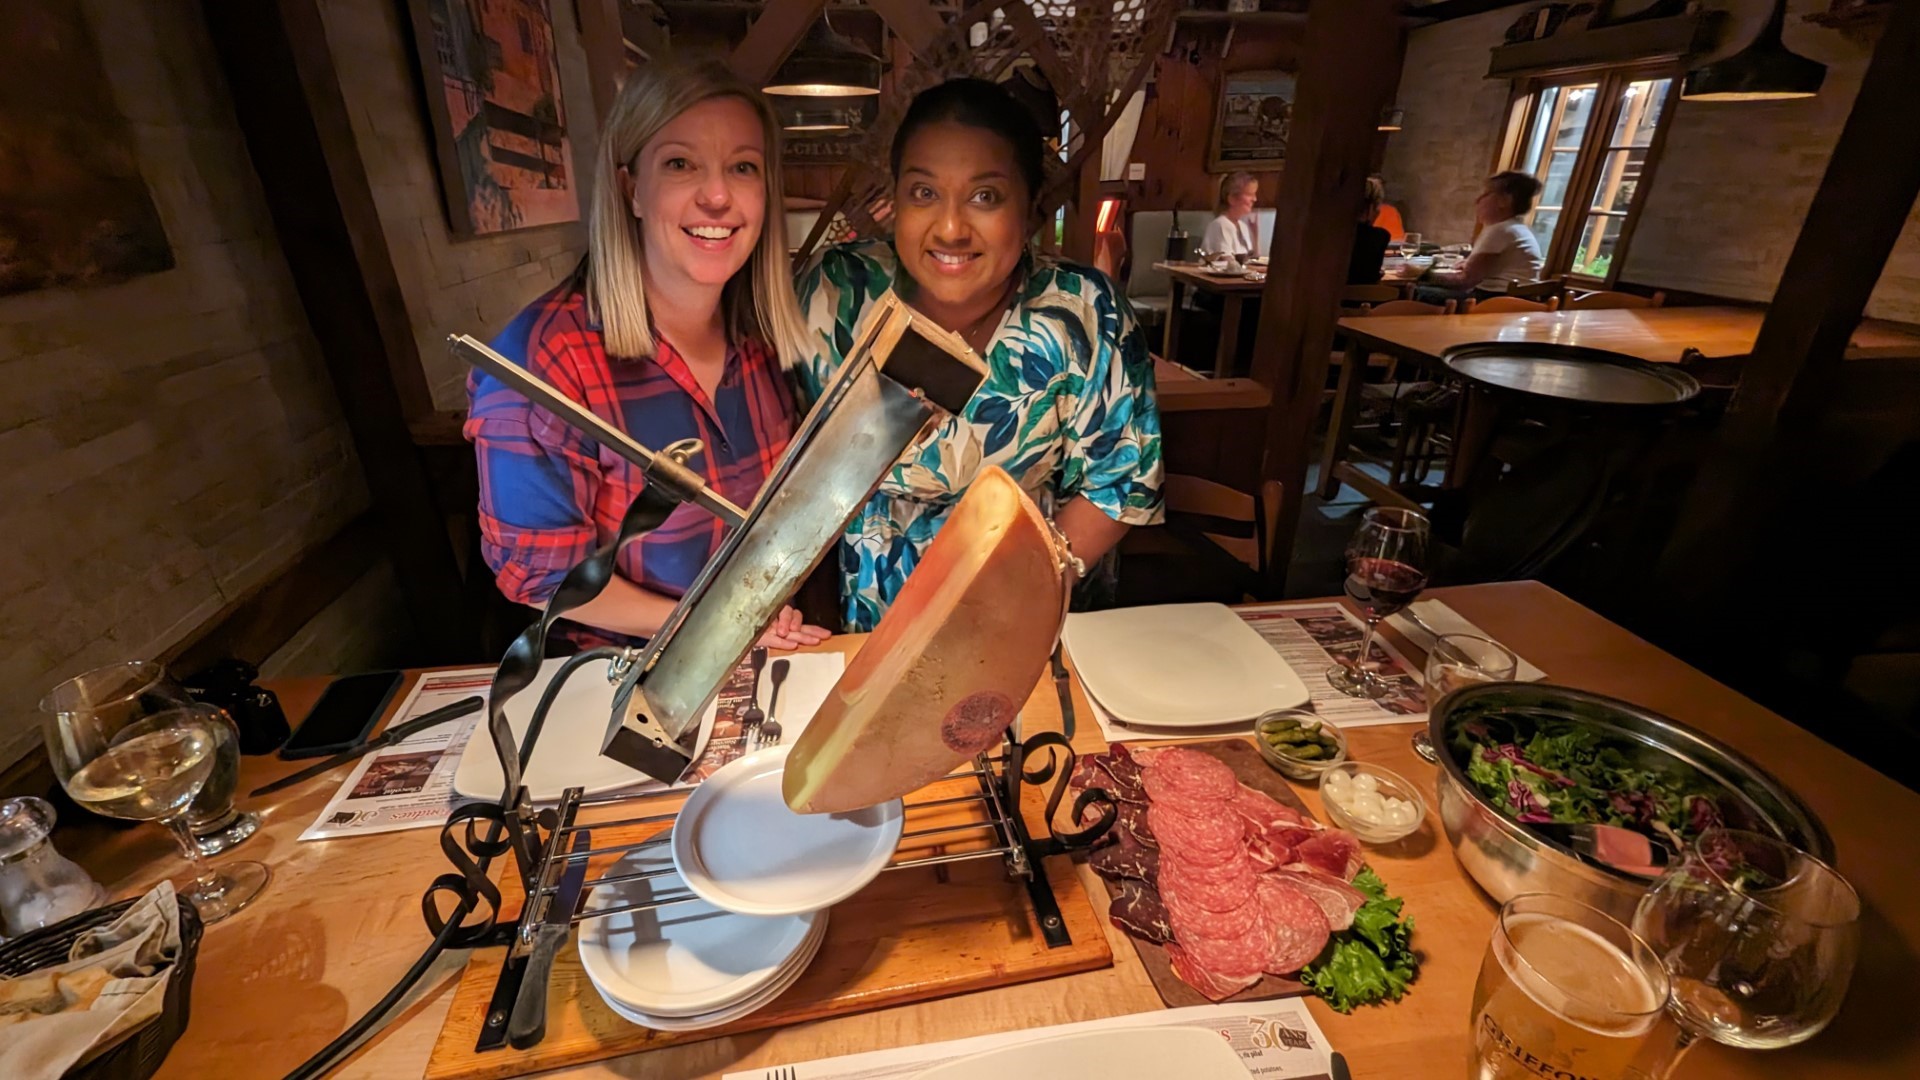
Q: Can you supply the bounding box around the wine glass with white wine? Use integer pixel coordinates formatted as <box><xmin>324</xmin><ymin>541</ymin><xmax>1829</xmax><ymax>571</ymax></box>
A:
<box><xmin>42</xmin><ymin>705</ymin><xmax>270</xmax><ymax>924</ymax></box>
<box><xmin>1632</xmin><ymin>828</ymin><xmax>1860</xmax><ymax>1075</ymax></box>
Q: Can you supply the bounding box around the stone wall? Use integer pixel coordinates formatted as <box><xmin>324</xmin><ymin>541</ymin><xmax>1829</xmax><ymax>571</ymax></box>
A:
<box><xmin>1380</xmin><ymin>2</ymin><xmax>1920</xmax><ymax>322</ymax></box>
<box><xmin>0</xmin><ymin>1</ymin><xmax>366</xmax><ymax>767</ymax></box>
<box><xmin>316</xmin><ymin>0</ymin><xmax>602</xmax><ymax>410</ymax></box>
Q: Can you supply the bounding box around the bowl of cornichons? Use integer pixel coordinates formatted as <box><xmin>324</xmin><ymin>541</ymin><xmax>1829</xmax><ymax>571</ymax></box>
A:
<box><xmin>1252</xmin><ymin>710</ymin><xmax>1348</xmax><ymax>781</ymax></box>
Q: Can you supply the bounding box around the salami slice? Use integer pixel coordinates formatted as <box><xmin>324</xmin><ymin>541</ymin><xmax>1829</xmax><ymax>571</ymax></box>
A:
<box><xmin>1180</xmin><ymin>909</ymin><xmax>1279</xmax><ymax>980</ymax></box>
<box><xmin>1275</xmin><ymin>867</ymin><xmax>1366</xmax><ymax>932</ymax></box>
<box><xmin>1108</xmin><ymin>878</ymin><xmax>1174</xmax><ymax>944</ymax></box>
<box><xmin>1147</xmin><ymin>803</ymin><xmax>1245</xmax><ymax>855</ymax></box>
<box><xmin>1294</xmin><ymin>829</ymin><xmax>1364</xmax><ymax>881</ymax></box>
<box><xmin>1159</xmin><ymin>846</ymin><xmax>1257</xmax><ymax>886</ymax></box>
<box><xmin>1090</xmin><ymin>832</ymin><xmax>1161</xmax><ymax>882</ymax></box>
<box><xmin>1166</xmin><ymin>942</ymin><xmax>1260</xmax><ymax>1002</ymax></box>
<box><xmin>1139</xmin><ymin>750</ymin><xmax>1238</xmax><ymax>802</ymax></box>
<box><xmin>1163</xmin><ymin>863</ymin><xmax>1256</xmax><ymax>912</ymax></box>
<box><xmin>1257</xmin><ymin>876</ymin><xmax>1333</xmax><ymax>975</ymax></box>
<box><xmin>1160</xmin><ymin>875</ymin><xmax>1266</xmax><ymax>937</ymax></box>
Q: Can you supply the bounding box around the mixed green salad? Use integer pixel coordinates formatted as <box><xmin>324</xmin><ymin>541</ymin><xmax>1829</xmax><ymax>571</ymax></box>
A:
<box><xmin>1451</xmin><ymin>716</ymin><xmax>1728</xmax><ymax>847</ymax></box>
<box><xmin>1301</xmin><ymin>867</ymin><xmax>1419</xmax><ymax>1013</ymax></box>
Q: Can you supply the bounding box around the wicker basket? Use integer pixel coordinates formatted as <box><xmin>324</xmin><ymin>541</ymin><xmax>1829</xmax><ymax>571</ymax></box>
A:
<box><xmin>0</xmin><ymin>895</ymin><xmax>203</xmax><ymax>1080</ymax></box>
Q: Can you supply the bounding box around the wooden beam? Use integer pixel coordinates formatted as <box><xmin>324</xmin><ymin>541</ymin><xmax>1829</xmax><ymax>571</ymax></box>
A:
<box><xmin>575</xmin><ymin>0</ymin><xmax>624</xmax><ymax>116</ymax></box>
<box><xmin>1248</xmin><ymin>0</ymin><xmax>1404</xmax><ymax>593</ymax></box>
<box><xmin>868</xmin><ymin>0</ymin><xmax>946</xmax><ymax>57</ymax></box>
<box><xmin>201</xmin><ymin>0</ymin><xmax>472</xmax><ymax>662</ymax></box>
<box><xmin>730</xmin><ymin>0</ymin><xmax>825</xmax><ymax>84</ymax></box>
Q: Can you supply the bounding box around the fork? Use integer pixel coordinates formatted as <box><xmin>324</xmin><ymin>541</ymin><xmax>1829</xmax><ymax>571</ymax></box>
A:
<box><xmin>740</xmin><ymin>647</ymin><xmax>768</xmax><ymax>746</ymax></box>
<box><xmin>763</xmin><ymin>1068</ymin><xmax>797</xmax><ymax>1080</ymax></box>
<box><xmin>757</xmin><ymin>658</ymin><xmax>791</xmax><ymax>748</ymax></box>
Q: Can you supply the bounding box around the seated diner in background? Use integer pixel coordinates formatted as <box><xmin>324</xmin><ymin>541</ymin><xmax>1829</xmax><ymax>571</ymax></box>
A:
<box><xmin>1413</xmin><ymin>170</ymin><xmax>1545</xmax><ymax>304</ymax></box>
<box><xmin>1349</xmin><ymin>176</ymin><xmax>1392</xmax><ymax>285</ymax></box>
<box><xmin>797</xmin><ymin>78</ymin><xmax>1165</xmax><ymax>632</ymax></box>
<box><xmin>1201</xmin><ymin>171</ymin><xmax>1261</xmax><ymax>261</ymax></box>
<box><xmin>465</xmin><ymin>60</ymin><xmax>830</xmax><ymax>653</ymax></box>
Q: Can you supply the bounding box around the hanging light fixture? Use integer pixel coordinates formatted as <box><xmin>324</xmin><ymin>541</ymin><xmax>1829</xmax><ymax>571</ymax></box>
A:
<box><xmin>1681</xmin><ymin>0</ymin><xmax>1825</xmax><ymax>102</ymax></box>
<box><xmin>781</xmin><ymin>104</ymin><xmax>854</xmax><ymax>133</ymax></box>
<box><xmin>1377</xmin><ymin>107</ymin><xmax>1405</xmax><ymax>132</ymax></box>
<box><xmin>763</xmin><ymin>15</ymin><xmax>882</xmax><ymax>98</ymax></box>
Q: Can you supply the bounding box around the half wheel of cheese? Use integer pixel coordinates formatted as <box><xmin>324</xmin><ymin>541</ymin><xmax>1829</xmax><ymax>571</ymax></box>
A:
<box><xmin>783</xmin><ymin>466</ymin><xmax>1067</xmax><ymax>814</ymax></box>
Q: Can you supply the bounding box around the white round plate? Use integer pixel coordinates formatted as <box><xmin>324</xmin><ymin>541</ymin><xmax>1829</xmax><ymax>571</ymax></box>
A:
<box><xmin>671</xmin><ymin>744</ymin><xmax>903</xmax><ymax>916</ymax></box>
<box><xmin>594</xmin><ymin>916</ymin><xmax>824</xmax><ymax>1031</ymax></box>
<box><xmin>575</xmin><ymin>851</ymin><xmax>821</xmax><ymax>1017</ymax></box>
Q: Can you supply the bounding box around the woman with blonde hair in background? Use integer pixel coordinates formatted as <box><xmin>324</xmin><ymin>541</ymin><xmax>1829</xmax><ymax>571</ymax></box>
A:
<box><xmin>1202</xmin><ymin>171</ymin><xmax>1261</xmax><ymax>261</ymax></box>
<box><xmin>466</xmin><ymin>59</ymin><xmax>829</xmax><ymax>651</ymax></box>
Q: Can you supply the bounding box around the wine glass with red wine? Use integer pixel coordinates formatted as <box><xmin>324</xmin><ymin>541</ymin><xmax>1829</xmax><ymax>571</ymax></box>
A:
<box><xmin>1327</xmin><ymin>507</ymin><xmax>1430</xmax><ymax>699</ymax></box>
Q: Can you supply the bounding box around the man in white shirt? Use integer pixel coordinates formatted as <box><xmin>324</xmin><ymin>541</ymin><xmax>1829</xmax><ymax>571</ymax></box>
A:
<box><xmin>1417</xmin><ymin>171</ymin><xmax>1545</xmax><ymax>301</ymax></box>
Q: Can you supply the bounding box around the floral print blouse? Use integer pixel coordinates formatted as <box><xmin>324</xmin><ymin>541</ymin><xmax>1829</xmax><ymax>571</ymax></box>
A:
<box><xmin>796</xmin><ymin>240</ymin><xmax>1165</xmax><ymax>631</ymax></box>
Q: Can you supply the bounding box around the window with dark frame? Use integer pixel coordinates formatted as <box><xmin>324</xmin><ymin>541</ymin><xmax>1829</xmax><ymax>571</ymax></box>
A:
<box><xmin>1500</xmin><ymin>67</ymin><xmax>1677</xmax><ymax>286</ymax></box>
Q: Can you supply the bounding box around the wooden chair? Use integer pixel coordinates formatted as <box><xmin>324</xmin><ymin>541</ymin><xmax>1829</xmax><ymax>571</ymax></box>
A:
<box><xmin>1564</xmin><ymin>289</ymin><xmax>1666</xmax><ymax>311</ymax></box>
<box><xmin>1116</xmin><ymin>475</ymin><xmax>1283</xmax><ymax>603</ymax></box>
<box><xmin>1463</xmin><ymin>296</ymin><xmax>1560</xmax><ymax>314</ymax></box>
<box><xmin>1507</xmin><ymin>276</ymin><xmax>1567</xmax><ymax>305</ymax></box>
<box><xmin>1363</xmin><ymin>299</ymin><xmax>1456</xmax><ymax>316</ymax></box>
<box><xmin>1340</xmin><ymin>284</ymin><xmax>1401</xmax><ymax>308</ymax></box>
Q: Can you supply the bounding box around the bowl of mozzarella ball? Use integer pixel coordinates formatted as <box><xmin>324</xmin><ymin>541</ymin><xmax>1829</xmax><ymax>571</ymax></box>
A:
<box><xmin>1319</xmin><ymin>762</ymin><xmax>1426</xmax><ymax>843</ymax></box>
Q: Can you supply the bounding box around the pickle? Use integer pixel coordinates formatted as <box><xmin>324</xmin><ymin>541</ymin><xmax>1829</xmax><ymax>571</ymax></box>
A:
<box><xmin>1288</xmin><ymin>744</ymin><xmax>1326</xmax><ymax>760</ymax></box>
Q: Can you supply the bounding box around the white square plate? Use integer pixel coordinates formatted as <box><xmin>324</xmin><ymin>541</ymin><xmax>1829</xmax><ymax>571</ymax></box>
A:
<box><xmin>1062</xmin><ymin>603</ymin><xmax>1308</xmax><ymax>727</ymax></box>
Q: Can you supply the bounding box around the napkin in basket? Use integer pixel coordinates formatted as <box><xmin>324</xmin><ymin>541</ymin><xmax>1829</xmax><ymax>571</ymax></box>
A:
<box><xmin>0</xmin><ymin>882</ymin><xmax>182</xmax><ymax>1080</ymax></box>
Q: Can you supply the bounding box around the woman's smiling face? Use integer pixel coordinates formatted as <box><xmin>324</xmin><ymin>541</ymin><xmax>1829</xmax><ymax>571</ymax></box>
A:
<box><xmin>891</xmin><ymin>120</ymin><xmax>1032</xmax><ymax>321</ymax></box>
<box><xmin>626</xmin><ymin>96</ymin><xmax>767</xmax><ymax>294</ymax></box>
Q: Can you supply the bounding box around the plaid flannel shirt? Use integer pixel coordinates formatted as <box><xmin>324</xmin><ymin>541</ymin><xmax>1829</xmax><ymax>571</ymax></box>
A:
<box><xmin>465</xmin><ymin>280</ymin><xmax>797</xmax><ymax>648</ymax></box>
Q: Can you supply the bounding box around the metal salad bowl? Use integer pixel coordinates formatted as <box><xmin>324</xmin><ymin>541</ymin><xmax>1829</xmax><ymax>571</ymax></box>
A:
<box><xmin>1427</xmin><ymin>683</ymin><xmax>1832</xmax><ymax>924</ymax></box>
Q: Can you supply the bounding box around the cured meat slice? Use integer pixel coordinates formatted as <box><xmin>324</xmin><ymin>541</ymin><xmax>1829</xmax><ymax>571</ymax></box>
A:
<box><xmin>1069</xmin><ymin>754</ymin><xmax>1110</xmax><ymax>792</ymax></box>
<box><xmin>1273</xmin><ymin>868</ymin><xmax>1366</xmax><ymax>932</ymax></box>
<box><xmin>1071</xmin><ymin>752</ymin><xmax>1147</xmax><ymax>805</ymax></box>
<box><xmin>1230</xmin><ymin>784</ymin><xmax>1312</xmax><ymax>831</ymax></box>
<box><xmin>1257</xmin><ymin>876</ymin><xmax>1333</xmax><ymax>975</ymax></box>
<box><xmin>1090</xmin><ymin>832</ymin><xmax>1160</xmax><ymax>882</ymax></box>
<box><xmin>1108</xmin><ymin>879</ymin><xmax>1173</xmax><ymax>944</ymax></box>
<box><xmin>1161</xmin><ymin>875</ymin><xmax>1267</xmax><ymax>937</ymax></box>
<box><xmin>1293</xmin><ymin>830</ymin><xmax>1364</xmax><ymax>881</ymax></box>
<box><xmin>1147</xmin><ymin>804</ymin><xmax>1244</xmax><ymax>855</ymax></box>
<box><xmin>1159</xmin><ymin>847</ymin><xmax>1257</xmax><ymax>886</ymax></box>
<box><xmin>1103</xmin><ymin>744</ymin><xmax>1147</xmax><ymax>792</ymax></box>
<box><xmin>1139</xmin><ymin>750</ymin><xmax>1238</xmax><ymax>803</ymax></box>
<box><xmin>1115</xmin><ymin>801</ymin><xmax>1157</xmax><ymax>848</ymax></box>
<box><xmin>1166</xmin><ymin>942</ymin><xmax>1260</xmax><ymax>1002</ymax></box>
<box><xmin>1244</xmin><ymin>831</ymin><xmax>1295</xmax><ymax>872</ymax></box>
<box><xmin>1162</xmin><ymin>863</ymin><xmax>1256</xmax><ymax>912</ymax></box>
<box><xmin>1180</xmin><ymin>908</ymin><xmax>1279</xmax><ymax>980</ymax></box>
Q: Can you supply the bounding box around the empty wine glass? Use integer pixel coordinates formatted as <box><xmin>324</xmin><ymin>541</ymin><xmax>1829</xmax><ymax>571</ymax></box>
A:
<box><xmin>1328</xmin><ymin>507</ymin><xmax>1430</xmax><ymax>699</ymax></box>
<box><xmin>1632</xmin><ymin>829</ymin><xmax>1860</xmax><ymax>1074</ymax></box>
<box><xmin>42</xmin><ymin>705</ymin><xmax>270</xmax><ymax>924</ymax></box>
<box><xmin>41</xmin><ymin>661</ymin><xmax>260</xmax><ymax>856</ymax></box>
<box><xmin>1424</xmin><ymin>634</ymin><xmax>1518</xmax><ymax>713</ymax></box>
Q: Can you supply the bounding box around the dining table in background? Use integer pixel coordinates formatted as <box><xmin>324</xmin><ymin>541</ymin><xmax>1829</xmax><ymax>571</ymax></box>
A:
<box><xmin>51</xmin><ymin>581</ymin><xmax>1920</xmax><ymax>1079</ymax></box>
<box><xmin>1154</xmin><ymin>261</ymin><xmax>1268</xmax><ymax>378</ymax></box>
<box><xmin>1318</xmin><ymin>305</ymin><xmax>1920</xmax><ymax>503</ymax></box>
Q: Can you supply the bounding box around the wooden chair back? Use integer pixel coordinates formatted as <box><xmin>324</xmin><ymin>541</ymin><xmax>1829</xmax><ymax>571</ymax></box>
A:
<box><xmin>1464</xmin><ymin>296</ymin><xmax>1560</xmax><ymax>314</ymax></box>
<box><xmin>1341</xmin><ymin>284</ymin><xmax>1402</xmax><ymax>307</ymax></box>
<box><xmin>1565</xmin><ymin>289</ymin><xmax>1667</xmax><ymax>311</ymax></box>
<box><xmin>1360</xmin><ymin>299</ymin><xmax>1455</xmax><ymax>316</ymax></box>
<box><xmin>1160</xmin><ymin>475</ymin><xmax>1284</xmax><ymax>575</ymax></box>
<box><xmin>1507</xmin><ymin>276</ymin><xmax>1566</xmax><ymax>304</ymax></box>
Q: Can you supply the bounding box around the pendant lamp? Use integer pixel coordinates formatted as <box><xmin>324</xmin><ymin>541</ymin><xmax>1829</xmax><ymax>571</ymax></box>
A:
<box><xmin>763</xmin><ymin>16</ymin><xmax>882</xmax><ymax>98</ymax></box>
<box><xmin>1681</xmin><ymin>0</ymin><xmax>1825</xmax><ymax>102</ymax></box>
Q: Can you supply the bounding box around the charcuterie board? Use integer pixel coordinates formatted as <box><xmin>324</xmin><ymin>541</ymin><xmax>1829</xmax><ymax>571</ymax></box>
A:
<box><xmin>1090</xmin><ymin>738</ymin><xmax>1322</xmax><ymax>1009</ymax></box>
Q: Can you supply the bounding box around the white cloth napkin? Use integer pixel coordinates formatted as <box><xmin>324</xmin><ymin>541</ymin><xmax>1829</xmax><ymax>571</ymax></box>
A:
<box><xmin>1385</xmin><ymin>600</ymin><xmax>1547</xmax><ymax>681</ymax></box>
<box><xmin>0</xmin><ymin>882</ymin><xmax>182</xmax><ymax>1080</ymax></box>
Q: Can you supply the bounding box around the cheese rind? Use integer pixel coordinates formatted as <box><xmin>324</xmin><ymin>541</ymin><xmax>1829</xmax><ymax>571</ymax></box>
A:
<box><xmin>783</xmin><ymin>467</ymin><xmax>1065</xmax><ymax>814</ymax></box>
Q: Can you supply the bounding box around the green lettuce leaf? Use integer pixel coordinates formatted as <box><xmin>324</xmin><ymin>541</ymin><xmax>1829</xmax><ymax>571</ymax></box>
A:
<box><xmin>1301</xmin><ymin>867</ymin><xmax>1419</xmax><ymax>1013</ymax></box>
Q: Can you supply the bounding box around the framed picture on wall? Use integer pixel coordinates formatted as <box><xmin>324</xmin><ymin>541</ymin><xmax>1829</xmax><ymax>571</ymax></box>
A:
<box><xmin>1209</xmin><ymin>70</ymin><xmax>1296</xmax><ymax>172</ymax></box>
<box><xmin>405</xmin><ymin>0</ymin><xmax>580</xmax><ymax>236</ymax></box>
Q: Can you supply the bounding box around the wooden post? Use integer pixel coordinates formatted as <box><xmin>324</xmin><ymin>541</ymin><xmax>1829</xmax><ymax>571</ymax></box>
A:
<box><xmin>868</xmin><ymin>0</ymin><xmax>946</xmax><ymax>57</ymax></box>
<box><xmin>575</xmin><ymin>0</ymin><xmax>624</xmax><ymax>117</ymax></box>
<box><xmin>1657</xmin><ymin>0</ymin><xmax>1920</xmax><ymax>603</ymax></box>
<box><xmin>1248</xmin><ymin>0</ymin><xmax>1404</xmax><ymax>592</ymax></box>
<box><xmin>730</xmin><ymin>0</ymin><xmax>826</xmax><ymax>85</ymax></box>
<box><xmin>201</xmin><ymin>0</ymin><xmax>472</xmax><ymax>662</ymax></box>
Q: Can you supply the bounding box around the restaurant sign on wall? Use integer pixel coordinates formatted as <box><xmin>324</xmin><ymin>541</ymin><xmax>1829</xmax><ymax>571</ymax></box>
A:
<box><xmin>1210</xmin><ymin>70</ymin><xmax>1296</xmax><ymax>172</ymax></box>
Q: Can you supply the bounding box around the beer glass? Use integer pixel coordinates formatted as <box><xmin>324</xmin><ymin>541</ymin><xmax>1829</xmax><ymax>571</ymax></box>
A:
<box><xmin>1470</xmin><ymin>893</ymin><xmax>1675</xmax><ymax>1080</ymax></box>
<box><xmin>41</xmin><ymin>660</ymin><xmax>259</xmax><ymax>854</ymax></box>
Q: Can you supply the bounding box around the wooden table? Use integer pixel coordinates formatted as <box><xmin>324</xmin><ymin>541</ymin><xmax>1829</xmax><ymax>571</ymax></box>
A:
<box><xmin>1155</xmin><ymin>261</ymin><xmax>1267</xmax><ymax>378</ymax></box>
<box><xmin>1318</xmin><ymin>306</ymin><xmax>1920</xmax><ymax>502</ymax></box>
<box><xmin>60</xmin><ymin>582</ymin><xmax>1920</xmax><ymax>1078</ymax></box>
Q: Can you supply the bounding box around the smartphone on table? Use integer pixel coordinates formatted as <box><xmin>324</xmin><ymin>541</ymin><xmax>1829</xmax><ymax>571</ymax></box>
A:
<box><xmin>278</xmin><ymin>671</ymin><xmax>405</xmax><ymax>760</ymax></box>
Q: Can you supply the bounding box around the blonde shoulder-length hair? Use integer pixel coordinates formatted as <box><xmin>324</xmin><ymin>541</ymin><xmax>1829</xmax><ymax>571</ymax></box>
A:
<box><xmin>586</xmin><ymin>59</ymin><xmax>808</xmax><ymax>366</ymax></box>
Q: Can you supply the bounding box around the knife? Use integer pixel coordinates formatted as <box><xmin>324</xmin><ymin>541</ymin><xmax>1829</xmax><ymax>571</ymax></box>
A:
<box><xmin>509</xmin><ymin>831</ymin><xmax>590</xmax><ymax>1049</ymax></box>
<box><xmin>1330</xmin><ymin>1051</ymin><xmax>1351</xmax><ymax>1080</ymax></box>
<box><xmin>248</xmin><ymin>695</ymin><xmax>484</xmax><ymax>797</ymax></box>
<box><xmin>1050</xmin><ymin>645</ymin><xmax>1075</xmax><ymax>741</ymax></box>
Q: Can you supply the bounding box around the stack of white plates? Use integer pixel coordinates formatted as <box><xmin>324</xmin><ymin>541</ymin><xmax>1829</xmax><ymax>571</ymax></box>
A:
<box><xmin>577</xmin><ymin>850</ymin><xmax>828</xmax><ymax>1031</ymax></box>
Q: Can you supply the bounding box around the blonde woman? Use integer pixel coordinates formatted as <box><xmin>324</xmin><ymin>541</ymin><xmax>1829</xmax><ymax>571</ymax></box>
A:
<box><xmin>1201</xmin><ymin>171</ymin><xmax>1260</xmax><ymax>260</ymax></box>
<box><xmin>466</xmin><ymin>60</ymin><xmax>829</xmax><ymax>651</ymax></box>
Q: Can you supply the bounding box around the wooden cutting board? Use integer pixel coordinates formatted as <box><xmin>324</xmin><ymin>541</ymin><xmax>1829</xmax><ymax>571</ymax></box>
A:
<box><xmin>423</xmin><ymin>772</ymin><xmax>1112</xmax><ymax>1080</ymax></box>
<box><xmin>1095</xmin><ymin>738</ymin><xmax>1320</xmax><ymax>1009</ymax></box>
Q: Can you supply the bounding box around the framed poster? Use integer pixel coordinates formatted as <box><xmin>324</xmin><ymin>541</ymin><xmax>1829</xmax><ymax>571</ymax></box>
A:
<box><xmin>0</xmin><ymin>1</ymin><xmax>173</xmax><ymax>295</ymax></box>
<box><xmin>406</xmin><ymin>0</ymin><xmax>580</xmax><ymax>236</ymax></box>
<box><xmin>1209</xmin><ymin>70</ymin><xmax>1296</xmax><ymax>172</ymax></box>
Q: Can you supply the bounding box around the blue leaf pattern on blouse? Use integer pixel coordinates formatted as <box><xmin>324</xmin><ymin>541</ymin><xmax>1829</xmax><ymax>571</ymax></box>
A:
<box><xmin>795</xmin><ymin>240</ymin><xmax>1166</xmax><ymax>631</ymax></box>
